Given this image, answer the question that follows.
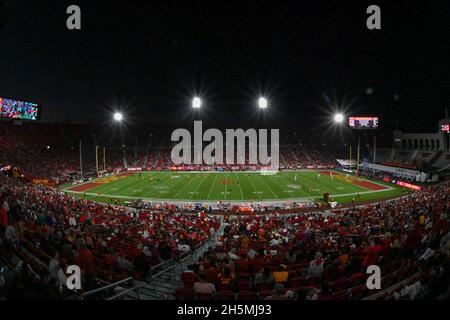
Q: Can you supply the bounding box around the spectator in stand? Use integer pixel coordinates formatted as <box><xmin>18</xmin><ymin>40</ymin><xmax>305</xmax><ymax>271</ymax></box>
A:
<box><xmin>193</xmin><ymin>273</ymin><xmax>216</xmax><ymax>297</ymax></box>
<box><xmin>217</xmin><ymin>267</ymin><xmax>236</xmax><ymax>289</ymax></box>
<box><xmin>404</xmin><ymin>224</ymin><xmax>423</xmax><ymax>258</ymax></box>
<box><xmin>306</xmin><ymin>252</ymin><xmax>325</xmax><ymax>280</ymax></box>
<box><xmin>134</xmin><ymin>249</ymin><xmax>151</xmax><ymax>279</ymax></box>
<box><xmin>48</xmin><ymin>253</ymin><xmax>67</xmax><ymax>288</ymax></box>
<box><xmin>362</xmin><ymin>238</ymin><xmax>383</xmax><ymax>270</ymax></box>
<box><xmin>75</xmin><ymin>240</ymin><xmax>95</xmax><ymax>275</ymax></box>
<box><xmin>254</xmin><ymin>267</ymin><xmax>275</xmax><ymax>286</ymax></box>
<box><xmin>265</xmin><ymin>283</ymin><xmax>288</xmax><ymax>300</ymax></box>
<box><xmin>273</xmin><ymin>264</ymin><xmax>289</xmax><ymax>283</ymax></box>
<box><xmin>181</xmin><ymin>265</ymin><xmax>200</xmax><ymax>288</ymax></box>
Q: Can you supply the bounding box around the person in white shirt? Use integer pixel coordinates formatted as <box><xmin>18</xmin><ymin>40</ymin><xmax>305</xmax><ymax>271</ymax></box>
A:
<box><xmin>247</xmin><ymin>248</ymin><xmax>256</xmax><ymax>260</ymax></box>
<box><xmin>177</xmin><ymin>243</ymin><xmax>191</xmax><ymax>252</ymax></box>
<box><xmin>48</xmin><ymin>255</ymin><xmax>68</xmax><ymax>287</ymax></box>
<box><xmin>5</xmin><ymin>225</ymin><xmax>18</xmax><ymax>243</ymax></box>
<box><xmin>69</xmin><ymin>216</ymin><xmax>77</xmax><ymax>228</ymax></box>
<box><xmin>306</xmin><ymin>252</ymin><xmax>325</xmax><ymax>279</ymax></box>
<box><xmin>394</xmin><ymin>281</ymin><xmax>422</xmax><ymax>300</ymax></box>
<box><xmin>2</xmin><ymin>200</ymin><xmax>9</xmax><ymax>213</ymax></box>
<box><xmin>269</xmin><ymin>238</ymin><xmax>280</xmax><ymax>247</ymax></box>
<box><xmin>193</xmin><ymin>274</ymin><xmax>216</xmax><ymax>296</ymax></box>
<box><xmin>117</xmin><ymin>255</ymin><xmax>135</xmax><ymax>272</ymax></box>
<box><xmin>419</xmin><ymin>248</ymin><xmax>435</xmax><ymax>261</ymax></box>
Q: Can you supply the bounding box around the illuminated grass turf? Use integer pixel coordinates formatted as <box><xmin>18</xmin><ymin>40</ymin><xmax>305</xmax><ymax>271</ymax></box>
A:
<box><xmin>64</xmin><ymin>170</ymin><xmax>404</xmax><ymax>204</ymax></box>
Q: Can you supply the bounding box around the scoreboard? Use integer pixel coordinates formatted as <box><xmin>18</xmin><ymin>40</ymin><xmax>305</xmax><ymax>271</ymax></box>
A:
<box><xmin>349</xmin><ymin>116</ymin><xmax>379</xmax><ymax>129</ymax></box>
<box><xmin>0</xmin><ymin>97</ymin><xmax>40</xmax><ymax>121</ymax></box>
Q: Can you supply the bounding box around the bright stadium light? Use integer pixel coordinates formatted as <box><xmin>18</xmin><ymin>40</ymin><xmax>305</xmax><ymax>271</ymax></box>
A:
<box><xmin>334</xmin><ymin>113</ymin><xmax>344</xmax><ymax>123</ymax></box>
<box><xmin>113</xmin><ymin>112</ymin><xmax>123</xmax><ymax>122</ymax></box>
<box><xmin>258</xmin><ymin>97</ymin><xmax>268</xmax><ymax>109</ymax></box>
<box><xmin>192</xmin><ymin>97</ymin><xmax>202</xmax><ymax>109</ymax></box>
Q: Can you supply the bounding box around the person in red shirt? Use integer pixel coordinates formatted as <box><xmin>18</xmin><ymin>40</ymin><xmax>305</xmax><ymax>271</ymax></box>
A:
<box><xmin>363</xmin><ymin>238</ymin><xmax>382</xmax><ymax>268</ymax></box>
<box><xmin>236</xmin><ymin>254</ymin><xmax>250</xmax><ymax>273</ymax></box>
<box><xmin>0</xmin><ymin>207</ymin><xmax>8</xmax><ymax>228</ymax></box>
<box><xmin>75</xmin><ymin>244</ymin><xmax>95</xmax><ymax>275</ymax></box>
<box><xmin>181</xmin><ymin>265</ymin><xmax>200</xmax><ymax>288</ymax></box>
<box><xmin>405</xmin><ymin>225</ymin><xmax>423</xmax><ymax>256</ymax></box>
<box><xmin>250</xmin><ymin>249</ymin><xmax>266</xmax><ymax>273</ymax></box>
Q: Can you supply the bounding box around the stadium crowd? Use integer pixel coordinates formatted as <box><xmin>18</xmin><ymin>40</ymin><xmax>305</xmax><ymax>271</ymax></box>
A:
<box><xmin>0</xmin><ymin>122</ymin><xmax>360</xmax><ymax>183</ymax></box>
<box><xmin>176</xmin><ymin>183</ymin><xmax>450</xmax><ymax>300</ymax></box>
<box><xmin>0</xmin><ymin>167</ymin><xmax>449</xmax><ymax>300</ymax></box>
<box><xmin>0</xmin><ymin>173</ymin><xmax>220</xmax><ymax>299</ymax></box>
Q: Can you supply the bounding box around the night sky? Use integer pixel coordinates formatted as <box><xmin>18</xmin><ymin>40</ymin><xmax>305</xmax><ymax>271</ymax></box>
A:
<box><xmin>0</xmin><ymin>0</ymin><xmax>449</xmax><ymax>131</ymax></box>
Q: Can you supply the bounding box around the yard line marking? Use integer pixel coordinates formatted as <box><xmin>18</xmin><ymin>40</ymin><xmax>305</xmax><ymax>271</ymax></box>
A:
<box><xmin>270</xmin><ymin>173</ymin><xmax>311</xmax><ymax>198</ymax></box>
<box><xmin>302</xmin><ymin>172</ymin><xmax>360</xmax><ymax>195</ymax></box>
<box><xmin>224</xmin><ymin>173</ymin><xmax>228</xmax><ymax>201</ymax></box>
<box><xmin>206</xmin><ymin>173</ymin><xmax>219</xmax><ymax>200</ymax></box>
<box><xmin>235</xmin><ymin>173</ymin><xmax>245</xmax><ymax>200</ymax></box>
<box><xmin>189</xmin><ymin>174</ymin><xmax>209</xmax><ymax>200</ymax></box>
<box><xmin>64</xmin><ymin>170</ymin><xmax>395</xmax><ymax>203</ymax></box>
<box><xmin>94</xmin><ymin>176</ymin><xmax>140</xmax><ymax>196</ymax></box>
<box><xmin>148</xmin><ymin>173</ymin><xmax>189</xmax><ymax>199</ymax></box>
<box><xmin>246</xmin><ymin>173</ymin><xmax>261</xmax><ymax>200</ymax></box>
<box><xmin>65</xmin><ymin>184</ymin><xmax>395</xmax><ymax>203</ymax></box>
<box><xmin>256</xmin><ymin>174</ymin><xmax>279</xmax><ymax>199</ymax></box>
<box><xmin>172</xmin><ymin>175</ymin><xmax>198</xmax><ymax>199</ymax></box>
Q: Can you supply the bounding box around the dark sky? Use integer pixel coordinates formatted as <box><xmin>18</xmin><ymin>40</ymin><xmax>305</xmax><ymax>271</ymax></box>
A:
<box><xmin>0</xmin><ymin>0</ymin><xmax>449</xmax><ymax>131</ymax></box>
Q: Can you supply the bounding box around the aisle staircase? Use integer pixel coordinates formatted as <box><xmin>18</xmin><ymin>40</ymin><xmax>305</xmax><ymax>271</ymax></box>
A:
<box><xmin>81</xmin><ymin>218</ymin><xmax>225</xmax><ymax>300</ymax></box>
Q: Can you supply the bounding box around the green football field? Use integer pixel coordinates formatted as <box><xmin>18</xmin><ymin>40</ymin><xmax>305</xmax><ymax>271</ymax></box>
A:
<box><xmin>64</xmin><ymin>170</ymin><xmax>405</xmax><ymax>205</ymax></box>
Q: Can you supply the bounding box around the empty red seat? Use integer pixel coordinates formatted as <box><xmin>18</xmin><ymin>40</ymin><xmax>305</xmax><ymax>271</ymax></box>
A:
<box><xmin>238</xmin><ymin>290</ymin><xmax>255</xmax><ymax>300</ymax></box>
<box><xmin>349</xmin><ymin>272</ymin><xmax>365</xmax><ymax>286</ymax></box>
<box><xmin>218</xmin><ymin>290</ymin><xmax>235</xmax><ymax>300</ymax></box>
<box><xmin>306</xmin><ymin>276</ymin><xmax>320</xmax><ymax>285</ymax></box>
<box><xmin>238</xmin><ymin>280</ymin><xmax>251</xmax><ymax>290</ymax></box>
<box><xmin>255</xmin><ymin>283</ymin><xmax>271</xmax><ymax>292</ymax></box>
<box><xmin>218</xmin><ymin>283</ymin><xmax>233</xmax><ymax>292</ymax></box>
<box><xmin>331</xmin><ymin>277</ymin><xmax>350</xmax><ymax>291</ymax></box>
<box><xmin>350</xmin><ymin>284</ymin><xmax>368</xmax><ymax>299</ymax></box>
<box><xmin>196</xmin><ymin>293</ymin><xmax>214</xmax><ymax>300</ymax></box>
<box><xmin>259</xmin><ymin>289</ymin><xmax>273</xmax><ymax>298</ymax></box>
<box><xmin>291</xmin><ymin>276</ymin><xmax>305</xmax><ymax>287</ymax></box>
<box><xmin>175</xmin><ymin>288</ymin><xmax>194</xmax><ymax>300</ymax></box>
<box><xmin>238</xmin><ymin>273</ymin><xmax>252</xmax><ymax>281</ymax></box>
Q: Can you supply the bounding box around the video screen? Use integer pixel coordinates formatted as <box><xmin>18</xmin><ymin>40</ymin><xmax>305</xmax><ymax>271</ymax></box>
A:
<box><xmin>349</xmin><ymin>116</ymin><xmax>379</xmax><ymax>129</ymax></box>
<box><xmin>0</xmin><ymin>97</ymin><xmax>40</xmax><ymax>121</ymax></box>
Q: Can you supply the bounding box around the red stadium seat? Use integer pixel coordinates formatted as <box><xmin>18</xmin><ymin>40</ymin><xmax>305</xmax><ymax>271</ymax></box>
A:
<box><xmin>217</xmin><ymin>290</ymin><xmax>235</xmax><ymax>300</ymax></box>
<box><xmin>196</xmin><ymin>293</ymin><xmax>214</xmax><ymax>300</ymax></box>
<box><xmin>331</xmin><ymin>277</ymin><xmax>351</xmax><ymax>291</ymax></box>
<box><xmin>175</xmin><ymin>288</ymin><xmax>194</xmax><ymax>300</ymax></box>
<box><xmin>349</xmin><ymin>272</ymin><xmax>365</xmax><ymax>286</ymax></box>
<box><xmin>238</xmin><ymin>290</ymin><xmax>255</xmax><ymax>300</ymax></box>
<box><xmin>238</xmin><ymin>280</ymin><xmax>251</xmax><ymax>290</ymax></box>
<box><xmin>350</xmin><ymin>285</ymin><xmax>368</xmax><ymax>299</ymax></box>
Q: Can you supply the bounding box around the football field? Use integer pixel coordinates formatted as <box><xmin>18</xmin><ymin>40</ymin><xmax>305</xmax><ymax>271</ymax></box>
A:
<box><xmin>64</xmin><ymin>170</ymin><xmax>403</xmax><ymax>205</ymax></box>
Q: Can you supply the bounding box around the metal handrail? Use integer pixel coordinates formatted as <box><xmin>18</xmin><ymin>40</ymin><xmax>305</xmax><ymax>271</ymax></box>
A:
<box><xmin>79</xmin><ymin>276</ymin><xmax>134</xmax><ymax>299</ymax></box>
<box><xmin>106</xmin><ymin>287</ymin><xmax>140</xmax><ymax>300</ymax></box>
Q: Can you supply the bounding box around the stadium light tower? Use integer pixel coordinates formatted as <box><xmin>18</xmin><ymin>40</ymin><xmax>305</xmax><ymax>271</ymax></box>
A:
<box><xmin>113</xmin><ymin>112</ymin><xmax>123</xmax><ymax>122</ymax></box>
<box><xmin>192</xmin><ymin>97</ymin><xmax>202</xmax><ymax>109</ymax></box>
<box><xmin>334</xmin><ymin>113</ymin><xmax>344</xmax><ymax>124</ymax></box>
<box><xmin>258</xmin><ymin>97</ymin><xmax>268</xmax><ymax>109</ymax></box>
